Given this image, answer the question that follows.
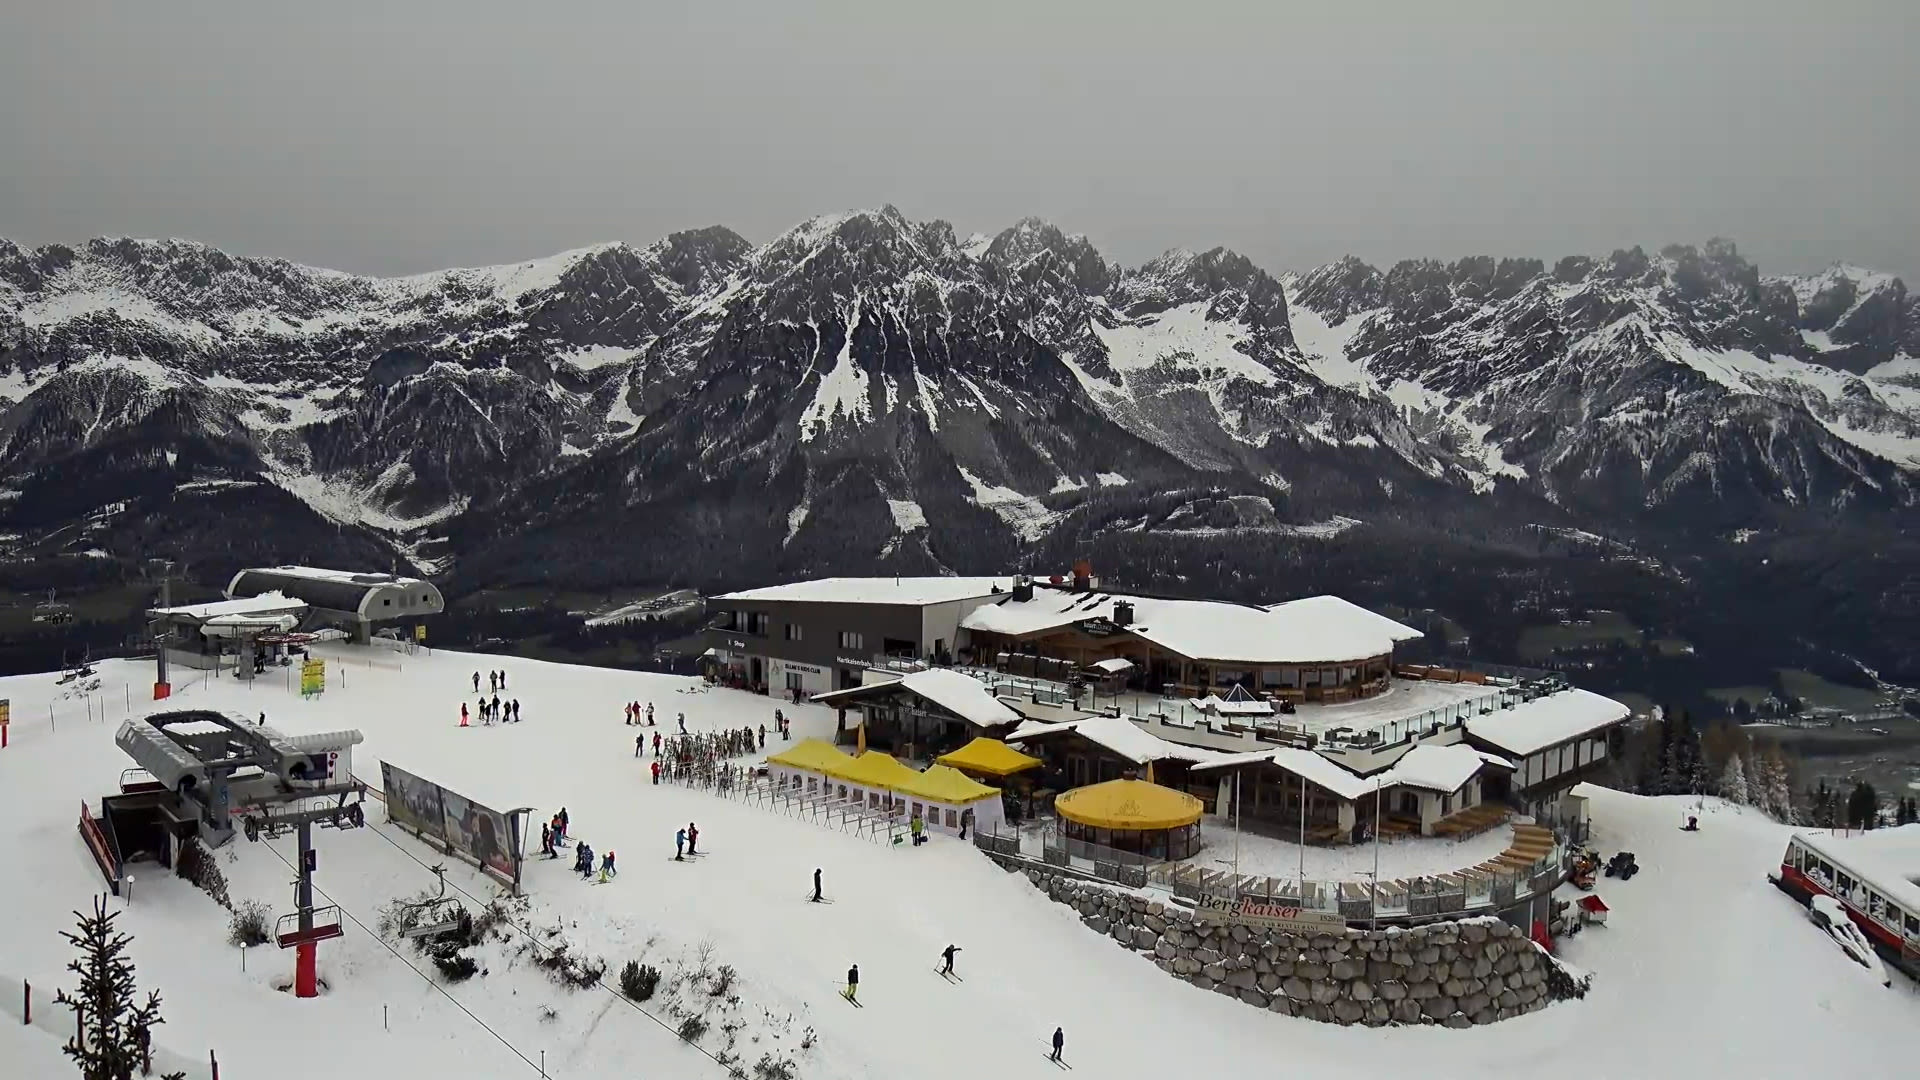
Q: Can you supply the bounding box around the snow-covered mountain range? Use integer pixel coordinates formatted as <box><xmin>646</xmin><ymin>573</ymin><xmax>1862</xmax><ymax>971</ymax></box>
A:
<box><xmin>3</xmin><ymin>214</ymin><xmax>1918</xmax><ymax>674</ymax></box>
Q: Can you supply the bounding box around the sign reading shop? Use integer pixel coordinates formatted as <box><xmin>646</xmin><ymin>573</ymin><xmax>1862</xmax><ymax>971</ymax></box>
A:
<box><xmin>1193</xmin><ymin>895</ymin><xmax>1347</xmax><ymax>934</ymax></box>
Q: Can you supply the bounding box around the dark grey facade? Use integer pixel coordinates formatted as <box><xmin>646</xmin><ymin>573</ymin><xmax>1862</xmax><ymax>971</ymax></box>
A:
<box><xmin>703</xmin><ymin>580</ymin><xmax>1007</xmax><ymax>696</ymax></box>
<box><xmin>705</xmin><ymin>598</ymin><xmax>940</xmax><ymax>695</ymax></box>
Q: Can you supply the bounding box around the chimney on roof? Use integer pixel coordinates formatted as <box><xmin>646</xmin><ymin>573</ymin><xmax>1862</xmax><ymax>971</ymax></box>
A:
<box><xmin>1072</xmin><ymin>559</ymin><xmax>1092</xmax><ymax>592</ymax></box>
<box><xmin>1012</xmin><ymin>575</ymin><xmax>1034</xmax><ymax>603</ymax></box>
<box><xmin>1114</xmin><ymin>600</ymin><xmax>1134</xmax><ymax>627</ymax></box>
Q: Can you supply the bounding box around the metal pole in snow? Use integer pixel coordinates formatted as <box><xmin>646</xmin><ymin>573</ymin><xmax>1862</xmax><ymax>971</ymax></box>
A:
<box><xmin>1371</xmin><ymin>778</ymin><xmax>1382</xmax><ymax>931</ymax></box>
<box><xmin>1298</xmin><ymin>772</ymin><xmax>1306</xmax><ymax>888</ymax></box>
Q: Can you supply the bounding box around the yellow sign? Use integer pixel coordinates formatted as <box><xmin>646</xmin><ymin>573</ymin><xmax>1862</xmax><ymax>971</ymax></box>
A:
<box><xmin>300</xmin><ymin>659</ymin><xmax>327</xmax><ymax>697</ymax></box>
<box><xmin>414</xmin><ymin>624</ymin><xmax>427</xmax><ymax>643</ymax></box>
<box><xmin>0</xmin><ymin>698</ymin><xmax>9</xmax><ymax>726</ymax></box>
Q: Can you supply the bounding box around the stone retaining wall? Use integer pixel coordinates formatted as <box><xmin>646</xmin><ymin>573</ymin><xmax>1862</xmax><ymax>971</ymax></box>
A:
<box><xmin>1025</xmin><ymin>866</ymin><xmax>1557</xmax><ymax>1027</ymax></box>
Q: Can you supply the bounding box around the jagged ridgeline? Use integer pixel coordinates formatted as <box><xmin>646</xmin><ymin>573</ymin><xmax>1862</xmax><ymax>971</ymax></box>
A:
<box><xmin>2</xmin><ymin>217</ymin><xmax>1918</xmax><ymax>680</ymax></box>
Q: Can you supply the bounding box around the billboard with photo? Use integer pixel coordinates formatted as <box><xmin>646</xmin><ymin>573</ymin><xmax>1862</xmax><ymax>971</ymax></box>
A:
<box><xmin>439</xmin><ymin>787</ymin><xmax>516</xmax><ymax>883</ymax></box>
<box><xmin>381</xmin><ymin>762</ymin><xmax>448</xmax><ymax>842</ymax></box>
<box><xmin>380</xmin><ymin>762</ymin><xmax>522</xmax><ymax>890</ymax></box>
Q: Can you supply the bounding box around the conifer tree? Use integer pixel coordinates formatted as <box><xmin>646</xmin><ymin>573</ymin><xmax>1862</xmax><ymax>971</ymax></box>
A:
<box><xmin>1718</xmin><ymin>753</ymin><xmax>1749</xmax><ymax>806</ymax></box>
<box><xmin>55</xmin><ymin>894</ymin><xmax>185</xmax><ymax>1080</ymax></box>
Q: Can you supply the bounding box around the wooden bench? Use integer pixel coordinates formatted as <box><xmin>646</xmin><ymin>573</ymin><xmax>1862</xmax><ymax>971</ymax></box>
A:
<box><xmin>1305</xmin><ymin>822</ymin><xmax>1345</xmax><ymax>846</ymax></box>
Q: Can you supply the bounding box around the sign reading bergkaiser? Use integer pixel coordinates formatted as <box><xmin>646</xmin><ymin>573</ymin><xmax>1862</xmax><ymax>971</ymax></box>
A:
<box><xmin>1194</xmin><ymin>894</ymin><xmax>1347</xmax><ymax>934</ymax></box>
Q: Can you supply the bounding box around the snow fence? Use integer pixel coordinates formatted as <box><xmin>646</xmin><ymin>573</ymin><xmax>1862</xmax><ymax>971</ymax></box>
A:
<box><xmin>1015</xmin><ymin>868</ymin><xmax>1561</xmax><ymax>1028</ymax></box>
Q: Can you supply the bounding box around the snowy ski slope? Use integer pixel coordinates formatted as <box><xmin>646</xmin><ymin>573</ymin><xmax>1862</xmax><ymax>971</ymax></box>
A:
<box><xmin>0</xmin><ymin>648</ymin><xmax>1915</xmax><ymax>1079</ymax></box>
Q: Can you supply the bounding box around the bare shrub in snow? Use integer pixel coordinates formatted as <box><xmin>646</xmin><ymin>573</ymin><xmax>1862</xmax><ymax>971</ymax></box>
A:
<box><xmin>620</xmin><ymin>960</ymin><xmax>661</xmax><ymax>1002</ymax></box>
<box><xmin>754</xmin><ymin>1053</ymin><xmax>800</xmax><ymax>1080</ymax></box>
<box><xmin>227</xmin><ymin>900</ymin><xmax>272</xmax><ymax>948</ymax></box>
<box><xmin>677</xmin><ymin>1015</ymin><xmax>709</xmax><ymax>1043</ymax></box>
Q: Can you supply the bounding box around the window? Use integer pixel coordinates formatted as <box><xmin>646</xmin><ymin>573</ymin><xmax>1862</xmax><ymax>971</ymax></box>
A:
<box><xmin>784</xmin><ymin>622</ymin><xmax>804</xmax><ymax>641</ymax></box>
<box><xmin>945</xmin><ymin>809</ymin><xmax>958</xmax><ymax>828</ymax></box>
<box><xmin>1907</xmin><ymin>913</ymin><xmax>1919</xmax><ymax>939</ymax></box>
<box><xmin>744</xmin><ymin>612</ymin><xmax>770</xmax><ymax>635</ymax></box>
<box><xmin>839</xmin><ymin>630</ymin><xmax>864</xmax><ymax>650</ymax></box>
<box><xmin>383</xmin><ymin>598</ymin><xmax>392</xmax><ymax>607</ymax></box>
<box><xmin>785</xmin><ymin>671</ymin><xmax>804</xmax><ymax>693</ymax></box>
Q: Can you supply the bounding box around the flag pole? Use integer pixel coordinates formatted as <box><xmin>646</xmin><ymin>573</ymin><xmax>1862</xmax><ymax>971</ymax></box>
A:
<box><xmin>1371</xmin><ymin>777</ymin><xmax>1382</xmax><ymax>930</ymax></box>
<box><xmin>1298</xmin><ymin>771</ymin><xmax>1306</xmax><ymax>890</ymax></box>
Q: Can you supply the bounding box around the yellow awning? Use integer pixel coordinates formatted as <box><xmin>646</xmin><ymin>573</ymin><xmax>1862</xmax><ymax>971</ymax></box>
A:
<box><xmin>902</xmin><ymin>764</ymin><xmax>1001</xmax><ymax>806</ymax></box>
<box><xmin>1054</xmin><ymin>779</ymin><xmax>1203</xmax><ymax>831</ymax></box>
<box><xmin>935</xmin><ymin>737</ymin><xmax>1042</xmax><ymax>778</ymax></box>
<box><xmin>827</xmin><ymin>750</ymin><xmax>926</xmax><ymax>790</ymax></box>
<box><xmin>766</xmin><ymin>738</ymin><xmax>856</xmax><ymax>774</ymax></box>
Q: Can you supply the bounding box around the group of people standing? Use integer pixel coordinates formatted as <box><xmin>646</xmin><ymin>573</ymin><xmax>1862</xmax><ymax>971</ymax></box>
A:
<box><xmin>461</xmin><ymin>669</ymin><xmax>521</xmax><ymax>726</ymax></box>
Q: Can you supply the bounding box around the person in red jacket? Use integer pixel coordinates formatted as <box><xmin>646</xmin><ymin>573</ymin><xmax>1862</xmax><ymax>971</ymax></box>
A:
<box><xmin>650</xmin><ymin>759</ymin><xmax>661</xmax><ymax>785</ymax></box>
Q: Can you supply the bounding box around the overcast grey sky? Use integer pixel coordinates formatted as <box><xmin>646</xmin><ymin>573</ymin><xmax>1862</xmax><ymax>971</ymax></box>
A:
<box><xmin>3</xmin><ymin>1</ymin><xmax>1915</xmax><ymax>280</ymax></box>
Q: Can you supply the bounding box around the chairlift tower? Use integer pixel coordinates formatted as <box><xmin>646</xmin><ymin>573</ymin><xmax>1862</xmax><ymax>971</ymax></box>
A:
<box><xmin>243</xmin><ymin>801</ymin><xmax>366</xmax><ymax>998</ymax></box>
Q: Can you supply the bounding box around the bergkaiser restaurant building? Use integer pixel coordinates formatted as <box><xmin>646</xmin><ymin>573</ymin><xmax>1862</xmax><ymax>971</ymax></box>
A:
<box><xmin>703</xmin><ymin>573</ymin><xmax>1630</xmax><ymax>842</ymax></box>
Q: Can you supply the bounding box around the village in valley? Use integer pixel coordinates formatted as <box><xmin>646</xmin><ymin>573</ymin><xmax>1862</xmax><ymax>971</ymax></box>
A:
<box><xmin>1</xmin><ymin>562</ymin><xmax>1916</xmax><ymax>1079</ymax></box>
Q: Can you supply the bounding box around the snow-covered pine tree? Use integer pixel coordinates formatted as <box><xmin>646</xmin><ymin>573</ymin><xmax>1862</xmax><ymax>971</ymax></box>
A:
<box><xmin>1718</xmin><ymin>753</ymin><xmax>1749</xmax><ymax>806</ymax></box>
<box><xmin>55</xmin><ymin>894</ymin><xmax>185</xmax><ymax>1080</ymax></box>
<box><xmin>1756</xmin><ymin>747</ymin><xmax>1797</xmax><ymax>824</ymax></box>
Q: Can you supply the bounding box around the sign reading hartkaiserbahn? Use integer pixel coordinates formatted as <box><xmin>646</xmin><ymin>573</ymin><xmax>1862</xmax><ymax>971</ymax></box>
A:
<box><xmin>1193</xmin><ymin>895</ymin><xmax>1347</xmax><ymax>933</ymax></box>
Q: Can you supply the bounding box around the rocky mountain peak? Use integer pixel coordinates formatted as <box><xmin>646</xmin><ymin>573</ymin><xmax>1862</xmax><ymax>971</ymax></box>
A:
<box><xmin>1290</xmin><ymin>256</ymin><xmax>1385</xmax><ymax>324</ymax></box>
<box><xmin>1116</xmin><ymin>247</ymin><xmax>1290</xmax><ymax>334</ymax></box>
<box><xmin>983</xmin><ymin>218</ymin><xmax>1114</xmax><ymax>296</ymax></box>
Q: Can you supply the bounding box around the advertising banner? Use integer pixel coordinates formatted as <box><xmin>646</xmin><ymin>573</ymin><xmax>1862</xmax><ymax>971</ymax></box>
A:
<box><xmin>300</xmin><ymin>658</ymin><xmax>326</xmax><ymax>697</ymax></box>
<box><xmin>439</xmin><ymin>788</ymin><xmax>516</xmax><ymax>883</ymax></box>
<box><xmin>381</xmin><ymin>762</ymin><xmax>447</xmax><ymax>843</ymax></box>
<box><xmin>380</xmin><ymin>761</ymin><xmax>521</xmax><ymax>890</ymax></box>
<box><xmin>1193</xmin><ymin>895</ymin><xmax>1348</xmax><ymax>934</ymax></box>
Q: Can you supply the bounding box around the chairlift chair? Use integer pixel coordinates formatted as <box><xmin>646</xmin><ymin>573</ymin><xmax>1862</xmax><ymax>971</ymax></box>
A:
<box><xmin>397</xmin><ymin>864</ymin><xmax>468</xmax><ymax>940</ymax></box>
<box><xmin>275</xmin><ymin>906</ymin><xmax>344</xmax><ymax>949</ymax></box>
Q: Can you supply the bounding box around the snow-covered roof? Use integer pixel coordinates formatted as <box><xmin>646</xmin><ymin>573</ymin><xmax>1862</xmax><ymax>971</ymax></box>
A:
<box><xmin>1007</xmin><ymin>715</ymin><xmax>1229</xmax><ymax>766</ymax></box>
<box><xmin>252</xmin><ymin>565</ymin><xmax>430</xmax><ymax>587</ymax></box>
<box><xmin>1191</xmin><ymin>740</ymin><xmax>1513</xmax><ymax>800</ymax></box>
<box><xmin>1189</xmin><ymin>745</ymin><xmax>1381</xmax><ymax>801</ymax></box>
<box><xmin>1379</xmin><ymin>743</ymin><xmax>1500</xmax><ymax>793</ymax></box>
<box><xmin>1090</xmin><ymin>658</ymin><xmax>1135</xmax><ymax>674</ymax></box>
<box><xmin>713</xmin><ymin>576</ymin><xmax>1012</xmax><ymax>607</ymax></box>
<box><xmin>1464</xmin><ymin>689</ymin><xmax>1631</xmax><ymax>756</ymax></box>
<box><xmin>1798</xmin><ymin>824</ymin><xmax>1920</xmax><ymax>917</ymax></box>
<box><xmin>961</xmin><ymin>589</ymin><xmax>1421</xmax><ymax>664</ymax></box>
<box><xmin>897</xmin><ymin>668</ymin><xmax>1022</xmax><ymax>729</ymax></box>
<box><xmin>148</xmin><ymin>591</ymin><xmax>308</xmax><ymax>622</ymax></box>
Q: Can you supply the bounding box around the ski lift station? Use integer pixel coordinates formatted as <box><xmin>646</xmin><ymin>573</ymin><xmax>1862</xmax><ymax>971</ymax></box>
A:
<box><xmin>225</xmin><ymin>566</ymin><xmax>444</xmax><ymax>643</ymax></box>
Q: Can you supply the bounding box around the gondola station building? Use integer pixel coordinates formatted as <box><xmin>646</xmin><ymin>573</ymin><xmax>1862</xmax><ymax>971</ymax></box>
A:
<box><xmin>705</xmin><ymin>573</ymin><xmax>1633</xmax><ymax>845</ymax></box>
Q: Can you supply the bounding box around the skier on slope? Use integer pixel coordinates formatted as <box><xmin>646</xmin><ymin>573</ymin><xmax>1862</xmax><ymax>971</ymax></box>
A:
<box><xmin>678</xmin><ymin>712</ymin><xmax>687</xmax><ymax>734</ymax></box>
<box><xmin>845</xmin><ymin>964</ymin><xmax>859</xmax><ymax>1003</ymax></box>
<box><xmin>636</xmin><ymin>734</ymin><xmax>644</xmax><ymax>758</ymax></box>
<box><xmin>557</xmin><ymin>808</ymin><xmax>570</xmax><ymax>843</ymax></box>
<box><xmin>940</xmin><ymin>945</ymin><xmax>960</xmax><ymax>976</ymax></box>
<box><xmin>540</xmin><ymin>821</ymin><xmax>553</xmax><ymax>857</ymax></box>
<box><xmin>811</xmin><ymin>868</ymin><xmax>823</xmax><ymax>903</ymax></box>
<box><xmin>599</xmin><ymin>850</ymin><xmax>617</xmax><ymax>881</ymax></box>
<box><xmin>651</xmin><ymin>760</ymin><xmax>661</xmax><ymax>785</ymax></box>
<box><xmin>460</xmin><ymin>703</ymin><xmax>469</xmax><ymax>728</ymax></box>
<box><xmin>1050</xmin><ymin>1028</ymin><xmax>1064</xmax><ymax>1063</ymax></box>
<box><xmin>674</xmin><ymin>827</ymin><xmax>687</xmax><ymax>861</ymax></box>
<box><xmin>473</xmin><ymin>671</ymin><xmax>480</xmax><ymax>693</ymax></box>
<box><xmin>647</xmin><ymin>703</ymin><xmax>655</xmax><ymax>726</ymax></box>
<box><xmin>686</xmin><ymin>822</ymin><xmax>699</xmax><ymax>856</ymax></box>
<box><xmin>653</xmin><ymin>732</ymin><xmax>662</xmax><ymax>756</ymax></box>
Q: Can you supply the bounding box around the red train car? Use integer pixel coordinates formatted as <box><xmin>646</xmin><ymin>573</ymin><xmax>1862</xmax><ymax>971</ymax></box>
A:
<box><xmin>1771</xmin><ymin>825</ymin><xmax>1920</xmax><ymax>982</ymax></box>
